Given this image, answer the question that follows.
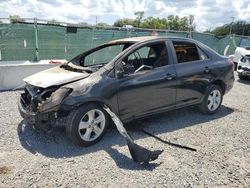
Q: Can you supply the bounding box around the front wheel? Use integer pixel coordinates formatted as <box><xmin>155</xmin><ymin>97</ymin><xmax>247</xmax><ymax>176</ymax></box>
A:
<box><xmin>66</xmin><ymin>103</ymin><xmax>110</xmax><ymax>147</ymax></box>
<box><xmin>199</xmin><ymin>85</ymin><xmax>223</xmax><ymax>114</ymax></box>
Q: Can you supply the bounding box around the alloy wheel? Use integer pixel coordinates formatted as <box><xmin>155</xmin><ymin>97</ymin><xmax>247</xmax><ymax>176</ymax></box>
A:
<box><xmin>207</xmin><ymin>89</ymin><xmax>221</xmax><ymax>111</ymax></box>
<box><xmin>78</xmin><ymin>109</ymin><xmax>106</xmax><ymax>142</ymax></box>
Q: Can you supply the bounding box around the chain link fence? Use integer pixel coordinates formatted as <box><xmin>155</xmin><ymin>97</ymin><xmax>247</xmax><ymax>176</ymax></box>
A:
<box><xmin>0</xmin><ymin>18</ymin><xmax>249</xmax><ymax>62</ymax></box>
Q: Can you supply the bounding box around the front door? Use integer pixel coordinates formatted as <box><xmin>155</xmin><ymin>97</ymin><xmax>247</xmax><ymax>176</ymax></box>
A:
<box><xmin>116</xmin><ymin>41</ymin><xmax>177</xmax><ymax>121</ymax></box>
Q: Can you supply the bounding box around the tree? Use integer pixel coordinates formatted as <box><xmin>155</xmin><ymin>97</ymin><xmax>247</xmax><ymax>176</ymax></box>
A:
<box><xmin>134</xmin><ymin>11</ymin><xmax>144</xmax><ymax>27</ymax></box>
<box><xmin>142</xmin><ymin>17</ymin><xmax>167</xmax><ymax>29</ymax></box>
<box><xmin>180</xmin><ymin>16</ymin><xmax>190</xmax><ymax>31</ymax></box>
<box><xmin>113</xmin><ymin>14</ymin><xmax>191</xmax><ymax>31</ymax></box>
<box><xmin>96</xmin><ymin>22</ymin><xmax>109</xmax><ymax>28</ymax></box>
<box><xmin>9</xmin><ymin>15</ymin><xmax>25</xmax><ymax>23</ymax></box>
<box><xmin>167</xmin><ymin>15</ymin><xmax>189</xmax><ymax>31</ymax></box>
<box><xmin>47</xmin><ymin>19</ymin><xmax>60</xmax><ymax>25</ymax></box>
<box><xmin>113</xmin><ymin>18</ymin><xmax>136</xmax><ymax>27</ymax></box>
<box><xmin>210</xmin><ymin>21</ymin><xmax>250</xmax><ymax>36</ymax></box>
<box><xmin>211</xmin><ymin>26</ymin><xmax>229</xmax><ymax>36</ymax></box>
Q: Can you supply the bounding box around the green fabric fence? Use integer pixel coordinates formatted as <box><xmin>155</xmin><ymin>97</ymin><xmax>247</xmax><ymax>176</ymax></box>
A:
<box><xmin>0</xmin><ymin>23</ymin><xmax>249</xmax><ymax>62</ymax></box>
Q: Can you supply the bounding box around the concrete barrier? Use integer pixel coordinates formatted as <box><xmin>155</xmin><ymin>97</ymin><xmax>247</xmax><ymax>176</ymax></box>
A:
<box><xmin>0</xmin><ymin>63</ymin><xmax>58</xmax><ymax>91</ymax></box>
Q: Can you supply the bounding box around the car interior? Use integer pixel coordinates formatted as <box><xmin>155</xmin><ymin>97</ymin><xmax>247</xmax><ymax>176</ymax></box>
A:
<box><xmin>120</xmin><ymin>42</ymin><xmax>169</xmax><ymax>74</ymax></box>
<box><xmin>173</xmin><ymin>42</ymin><xmax>201</xmax><ymax>63</ymax></box>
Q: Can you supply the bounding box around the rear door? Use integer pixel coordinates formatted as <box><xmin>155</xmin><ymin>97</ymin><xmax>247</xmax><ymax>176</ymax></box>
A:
<box><xmin>116</xmin><ymin>41</ymin><xmax>177</xmax><ymax>121</ymax></box>
<box><xmin>170</xmin><ymin>40</ymin><xmax>213</xmax><ymax>107</ymax></box>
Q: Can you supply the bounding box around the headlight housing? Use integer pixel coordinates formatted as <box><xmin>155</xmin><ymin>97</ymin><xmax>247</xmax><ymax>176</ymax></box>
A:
<box><xmin>240</xmin><ymin>55</ymin><xmax>246</xmax><ymax>63</ymax></box>
<box><xmin>38</xmin><ymin>87</ymin><xmax>72</xmax><ymax>112</ymax></box>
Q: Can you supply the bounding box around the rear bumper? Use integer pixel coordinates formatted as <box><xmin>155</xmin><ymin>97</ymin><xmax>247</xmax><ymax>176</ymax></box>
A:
<box><xmin>18</xmin><ymin>100</ymin><xmax>65</xmax><ymax>129</ymax></box>
<box><xmin>224</xmin><ymin>71</ymin><xmax>235</xmax><ymax>94</ymax></box>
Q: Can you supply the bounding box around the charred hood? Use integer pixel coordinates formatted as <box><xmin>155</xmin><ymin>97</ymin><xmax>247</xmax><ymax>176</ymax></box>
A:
<box><xmin>23</xmin><ymin>66</ymin><xmax>90</xmax><ymax>88</ymax></box>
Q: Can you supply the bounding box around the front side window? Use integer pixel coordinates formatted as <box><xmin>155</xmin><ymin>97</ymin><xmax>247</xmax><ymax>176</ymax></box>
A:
<box><xmin>173</xmin><ymin>42</ymin><xmax>207</xmax><ymax>63</ymax></box>
<box><xmin>118</xmin><ymin>42</ymin><xmax>169</xmax><ymax>75</ymax></box>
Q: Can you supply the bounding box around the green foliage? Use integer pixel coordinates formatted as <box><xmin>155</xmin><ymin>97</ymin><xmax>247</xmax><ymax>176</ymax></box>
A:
<box><xmin>211</xmin><ymin>26</ymin><xmax>229</xmax><ymax>36</ymax></box>
<box><xmin>210</xmin><ymin>21</ymin><xmax>250</xmax><ymax>36</ymax></box>
<box><xmin>9</xmin><ymin>15</ymin><xmax>25</xmax><ymax>23</ymax></box>
<box><xmin>113</xmin><ymin>14</ymin><xmax>192</xmax><ymax>31</ymax></box>
<box><xmin>141</xmin><ymin>17</ymin><xmax>167</xmax><ymax>29</ymax></box>
<box><xmin>96</xmin><ymin>22</ymin><xmax>109</xmax><ymax>28</ymax></box>
<box><xmin>134</xmin><ymin>11</ymin><xmax>144</xmax><ymax>27</ymax></box>
<box><xmin>113</xmin><ymin>18</ymin><xmax>137</xmax><ymax>27</ymax></box>
<box><xmin>167</xmin><ymin>15</ymin><xmax>189</xmax><ymax>31</ymax></box>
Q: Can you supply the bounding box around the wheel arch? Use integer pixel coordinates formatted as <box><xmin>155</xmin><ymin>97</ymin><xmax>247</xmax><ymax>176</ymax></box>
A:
<box><xmin>71</xmin><ymin>98</ymin><xmax>117</xmax><ymax>115</ymax></box>
<box><xmin>212</xmin><ymin>80</ymin><xmax>226</xmax><ymax>95</ymax></box>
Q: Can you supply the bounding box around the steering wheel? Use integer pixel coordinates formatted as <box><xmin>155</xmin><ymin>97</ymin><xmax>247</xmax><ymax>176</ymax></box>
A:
<box><xmin>131</xmin><ymin>51</ymin><xmax>143</xmax><ymax>70</ymax></box>
<box><xmin>135</xmin><ymin>65</ymin><xmax>153</xmax><ymax>73</ymax></box>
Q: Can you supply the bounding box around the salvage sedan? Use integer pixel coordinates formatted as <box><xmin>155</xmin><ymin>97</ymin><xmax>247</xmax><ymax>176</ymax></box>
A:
<box><xmin>18</xmin><ymin>36</ymin><xmax>234</xmax><ymax>146</ymax></box>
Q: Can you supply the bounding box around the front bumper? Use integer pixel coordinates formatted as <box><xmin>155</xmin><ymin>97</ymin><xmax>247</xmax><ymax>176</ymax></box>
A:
<box><xmin>18</xmin><ymin>100</ymin><xmax>36</xmax><ymax>125</ymax></box>
<box><xmin>18</xmin><ymin>100</ymin><xmax>66</xmax><ymax>129</ymax></box>
<box><xmin>237</xmin><ymin>67</ymin><xmax>250</xmax><ymax>76</ymax></box>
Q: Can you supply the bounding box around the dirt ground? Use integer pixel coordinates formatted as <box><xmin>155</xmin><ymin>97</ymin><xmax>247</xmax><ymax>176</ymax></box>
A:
<box><xmin>0</xmin><ymin>75</ymin><xmax>249</xmax><ymax>187</ymax></box>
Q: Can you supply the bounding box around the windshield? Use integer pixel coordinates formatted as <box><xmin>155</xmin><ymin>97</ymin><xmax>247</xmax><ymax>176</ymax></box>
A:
<box><xmin>70</xmin><ymin>43</ymin><xmax>133</xmax><ymax>67</ymax></box>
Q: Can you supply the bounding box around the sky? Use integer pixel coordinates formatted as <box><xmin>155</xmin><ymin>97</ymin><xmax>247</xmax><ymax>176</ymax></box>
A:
<box><xmin>0</xmin><ymin>0</ymin><xmax>250</xmax><ymax>31</ymax></box>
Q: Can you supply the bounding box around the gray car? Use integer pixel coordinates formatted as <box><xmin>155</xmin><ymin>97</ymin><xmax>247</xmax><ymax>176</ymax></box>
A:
<box><xmin>18</xmin><ymin>36</ymin><xmax>235</xmax><ymax>146</ymax></box>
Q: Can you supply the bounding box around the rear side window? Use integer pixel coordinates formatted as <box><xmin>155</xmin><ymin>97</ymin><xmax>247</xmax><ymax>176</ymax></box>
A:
<box><xmin>173</xmin><ymin>42</ymin><xmax>207</xmax><ymax>63</ymax></box>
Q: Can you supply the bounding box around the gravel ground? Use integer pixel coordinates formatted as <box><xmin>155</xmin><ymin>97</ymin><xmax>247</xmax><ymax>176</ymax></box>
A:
<box><xmin>0</xmin><ymin>75</ymin><xmax>249</xmax><ymax>188</ymax></box>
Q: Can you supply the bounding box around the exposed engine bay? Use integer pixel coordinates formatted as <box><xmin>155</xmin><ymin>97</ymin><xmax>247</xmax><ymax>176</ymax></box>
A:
<box><xmin>19</xmin><ymin>63</ymin><xmax>95</xmax><ymax>128</ymax></box>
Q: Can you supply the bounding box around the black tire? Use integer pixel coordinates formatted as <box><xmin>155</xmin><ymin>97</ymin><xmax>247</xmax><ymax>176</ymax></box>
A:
<box><xmin>238</xmin><ymin>75</ymin><xmax>248</xmax><ymax>80</ymax></box>
<box><xmin>199</xmin><ymin>84</ymin><xmax>223</xmax><ymax>114</ymax></box>
<box><xmin>66</xmin><ymin>103</ymin><xmax>110</xmax><ymax>147</ymax></box>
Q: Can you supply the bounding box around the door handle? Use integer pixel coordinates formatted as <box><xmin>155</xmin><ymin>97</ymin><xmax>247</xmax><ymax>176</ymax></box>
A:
<box><xmin>165</xmin><ymin>73</ymin><xmax>176</xmax><ymax>80</ymax></box>
<box><xmin>204</xmin><ymin>66</ymin><xmax>211</xmax><ymax>73</ymax></box>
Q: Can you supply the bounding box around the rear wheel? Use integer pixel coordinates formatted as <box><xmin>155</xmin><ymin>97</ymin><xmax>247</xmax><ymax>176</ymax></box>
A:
<box><xmin>66</xmin><ymin>103</ymin><xmax>110</xmax><ymax>147</ymax></box>
<box><xmin>199</xmin><ymin>84</ymin><xmax>223</xmax><ymax>114</ymax></box>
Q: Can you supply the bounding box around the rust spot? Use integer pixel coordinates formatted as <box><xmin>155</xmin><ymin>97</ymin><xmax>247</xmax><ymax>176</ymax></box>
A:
<box><xmin>0</xmin><ymin>166</ymin><xmax>11</xmax><ymax>175</ymax></box>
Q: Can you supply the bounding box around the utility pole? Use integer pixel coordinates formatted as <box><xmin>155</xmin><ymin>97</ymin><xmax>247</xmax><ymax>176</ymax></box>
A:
<box><xmin>242</xmin><ymin>21</ymin><xmax>246</xmax><ymax>36</ymax></box>
<box><xmin>34</xmin><ymin>17</ymin><xmax>39</xmax><ymax>62</ymax></box>
<box><xmin>229</xmin><ymin>16</ymin><xmax>235</xmax><ymax>35</ymax></box>
<box><xmin>189</xmin><ymin>15</ymin><xmax>194</xmax><ymax>38</ymax></box>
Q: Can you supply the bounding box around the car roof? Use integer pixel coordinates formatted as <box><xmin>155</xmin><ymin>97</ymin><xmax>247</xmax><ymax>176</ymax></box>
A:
<box><xmin>107</xmin><ymin>36</ymin><xmax>195</xmax><ymax>44</ymax></box>
<box><xmin>108</xmin><ymin>36</ymin><xmax>158</xmax><ymax>43</ymax></box>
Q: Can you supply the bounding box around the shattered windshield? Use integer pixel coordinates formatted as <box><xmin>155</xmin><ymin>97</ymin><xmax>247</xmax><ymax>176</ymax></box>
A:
<box><xmin>70</xmin><ymin>43</ymin><xmax>132</xmax><ymax>67</ymax></box>
<box><xmin>84</xmin><ymin>44</ymin><xmax>124</xmax><ymax>66</ymax></box>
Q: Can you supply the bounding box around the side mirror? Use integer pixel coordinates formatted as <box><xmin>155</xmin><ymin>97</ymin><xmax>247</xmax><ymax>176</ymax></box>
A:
<box><xmin>80</xmin><ymin>57</ymin><xmax>85</xmax><ymax>66</ymax></box>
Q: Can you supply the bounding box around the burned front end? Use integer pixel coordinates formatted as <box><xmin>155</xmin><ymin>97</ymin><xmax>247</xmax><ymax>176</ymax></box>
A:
<box><xmin>18</xmin><ymin>84</ymin><xmax>72</xmax><ymax>129</ymax></box>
